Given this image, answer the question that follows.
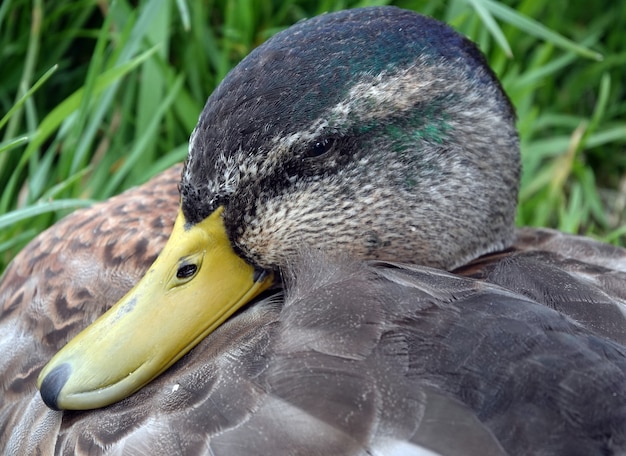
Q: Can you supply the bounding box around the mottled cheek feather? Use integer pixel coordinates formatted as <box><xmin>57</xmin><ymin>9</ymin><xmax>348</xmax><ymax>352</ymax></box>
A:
<box><xmin>235</xmin><ymin>180</ymin><xmax>408</xmax><ymax>269</ymax></box>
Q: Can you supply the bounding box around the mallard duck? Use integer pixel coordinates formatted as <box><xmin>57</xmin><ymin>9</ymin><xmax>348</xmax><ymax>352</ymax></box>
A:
<box><xmin>2</xmin><ymin>6</ymin><xmax>626</xmax><ymax>455</ymax></box>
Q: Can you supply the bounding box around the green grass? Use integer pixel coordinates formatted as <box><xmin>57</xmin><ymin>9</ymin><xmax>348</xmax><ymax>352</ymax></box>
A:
<box><xmin>1</xmin><ymin>0</ymin><xmax>625</xmax><ymax>275</ymax></box>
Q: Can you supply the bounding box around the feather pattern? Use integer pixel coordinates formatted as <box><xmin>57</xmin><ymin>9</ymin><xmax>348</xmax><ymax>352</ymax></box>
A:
<box><xmin>2</xmin><ymin>175</ymin><xmax>626</xmax><ymax>454</ymax></box>
<box><xmin>3</xmin><ymin>6</ymin><xmax>626</xmax><ymax>455</ymax></box>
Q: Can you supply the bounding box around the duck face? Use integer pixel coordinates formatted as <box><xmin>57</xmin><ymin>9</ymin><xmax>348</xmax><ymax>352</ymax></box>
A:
<box><xmin>38</xmin><ymin>7</ymin><xmax>520</xmax><ymax>411</ymax></box>
<box><xmin>182</xmin><ymin>8</ymin><xmax>520</xmax><ymax>272</ymax></box>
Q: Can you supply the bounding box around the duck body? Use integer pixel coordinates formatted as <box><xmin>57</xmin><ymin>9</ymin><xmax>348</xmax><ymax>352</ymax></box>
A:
<box><xmin>2</xmin><ymin>6</ymin><xmax>626</xmax><ymax>456</ymax></box>
<box><xmin>3</xmin><ymin>188</ymin><xmax>626</xmax><ymax>455</ymax></box>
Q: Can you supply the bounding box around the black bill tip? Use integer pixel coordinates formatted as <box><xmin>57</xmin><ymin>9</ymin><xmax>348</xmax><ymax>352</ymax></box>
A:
<box><xmin>39</xmin><ymin>363</ymin><xmax>71</xmax><ymax>411</ymax></box>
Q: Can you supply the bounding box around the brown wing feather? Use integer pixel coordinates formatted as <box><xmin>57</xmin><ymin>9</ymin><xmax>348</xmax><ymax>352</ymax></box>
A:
<box><xmin>0</xmin><ymin>165</ymin><xmax>181</xmax><ymax>453</ymax></box>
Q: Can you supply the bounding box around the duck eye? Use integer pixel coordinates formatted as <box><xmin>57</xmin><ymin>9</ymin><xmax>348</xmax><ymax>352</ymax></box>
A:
<box><xmin>305</xmin><ymin>138</ymin><xmax>336</xmax><ymax>158</ymax></box>
<box><xmin>176</xmin><ymin>263</ymin><xmax>198</xmax><ymax>279</ymax></box>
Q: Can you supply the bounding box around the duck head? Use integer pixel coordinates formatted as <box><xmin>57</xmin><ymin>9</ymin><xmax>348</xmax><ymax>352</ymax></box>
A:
<box><xmin>38</xmin><ymin>6</ymin><xmax>519</xmax><ymax>410</ymax></box>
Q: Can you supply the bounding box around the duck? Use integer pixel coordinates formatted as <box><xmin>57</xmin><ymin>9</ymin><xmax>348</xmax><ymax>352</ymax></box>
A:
<box><xmin>2</xmin><ymin>5</ymin><xmax>626</xmax><ymax>455</ymax></box>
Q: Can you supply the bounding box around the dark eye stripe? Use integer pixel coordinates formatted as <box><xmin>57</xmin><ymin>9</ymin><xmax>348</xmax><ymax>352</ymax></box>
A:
<box><xmin>305</xmin><ymin>138</ymin><xmax>336</xmax><ymax>158</ymax></box>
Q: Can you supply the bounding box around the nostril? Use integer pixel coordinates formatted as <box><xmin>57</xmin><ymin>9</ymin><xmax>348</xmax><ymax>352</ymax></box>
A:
<box><xmin>176</xmin><ymin>264</ymin><xmax>197</xmax><ymax>279</ymax></box>
<box><xmin>39</xmin><ymin>363</ymin><xmax>71</xmax><ymax>411</ymax></box>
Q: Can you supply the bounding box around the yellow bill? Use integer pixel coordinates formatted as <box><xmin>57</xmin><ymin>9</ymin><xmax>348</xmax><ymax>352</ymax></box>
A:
<box><xmin>37</xmin><ymin>206</ymin><xmax>274</xmax><ymax>410</ymax></box>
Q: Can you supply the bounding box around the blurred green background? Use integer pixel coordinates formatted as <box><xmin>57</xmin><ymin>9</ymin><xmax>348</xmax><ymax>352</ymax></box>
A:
<box><xmin>1</xmin><ymin>0</ymin><xmax>625</xmax><ymax>275</ymax></box>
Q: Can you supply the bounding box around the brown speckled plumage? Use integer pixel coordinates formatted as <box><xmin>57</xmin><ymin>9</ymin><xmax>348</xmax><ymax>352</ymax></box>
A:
<box><xmin>0</xmin><ymin>167</ymin><xmax>180</xmax><ymax>419</ymax></box>
<box><xmin>3</xmin><ymin>6</ymin><xmax>626</xmax><ymax>456</ymax></box>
